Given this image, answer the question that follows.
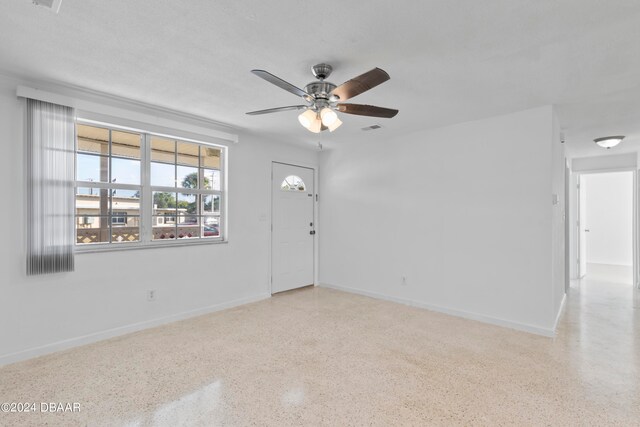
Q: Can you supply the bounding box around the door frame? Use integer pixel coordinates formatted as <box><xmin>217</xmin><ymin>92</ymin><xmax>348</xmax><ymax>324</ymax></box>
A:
<box><xmin>577</xmin><ymin>173</ymin><xmax>586</xmax><ymax>278</ymax></box>
<box><xmin>269</xmin><ymin>160</ymin><xmax>318</xmax><ymax>295</ymax></box>
<box><xmin>573</xmin><ymin>167</ymin><xmax>638</xmax><ymax>288</ymax></box>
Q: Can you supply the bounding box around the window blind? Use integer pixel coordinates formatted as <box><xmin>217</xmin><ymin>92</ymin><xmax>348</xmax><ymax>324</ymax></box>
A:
<box><xmin>26</xmin><ymin>99</ymin><xmax>76</xmax><ymax>275</ymax></box>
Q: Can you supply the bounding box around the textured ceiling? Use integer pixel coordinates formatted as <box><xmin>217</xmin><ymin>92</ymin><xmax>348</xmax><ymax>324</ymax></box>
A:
<box><xmin>1</xmin><ymin>0</ymin><xmax>640</xmax><ymax>154</ymax></box>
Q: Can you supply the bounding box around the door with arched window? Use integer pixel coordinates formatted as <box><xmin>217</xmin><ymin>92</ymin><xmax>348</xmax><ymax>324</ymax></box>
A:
<box><xmin>271</xmin><ymin>162</ymin><xmax>315</xmax><ymax>293</ymax></box>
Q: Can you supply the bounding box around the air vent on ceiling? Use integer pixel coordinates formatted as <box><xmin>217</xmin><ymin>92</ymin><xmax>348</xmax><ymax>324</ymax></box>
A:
<box><xmin>32</xmin><ymin>0</ymin><xmax>62</xmax><ymax>13</ymax></box>
<box><xmin>362</xmin><ymin>125</ymin><xmax>382</xmax><ymax>131</ymax></box>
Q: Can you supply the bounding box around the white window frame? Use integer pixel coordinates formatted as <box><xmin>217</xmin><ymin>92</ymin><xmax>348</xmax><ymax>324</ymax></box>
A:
<box><xmin>75</xmin><ymin>117</ymin><xmax>227</xmax><ymax>252</ymax></box>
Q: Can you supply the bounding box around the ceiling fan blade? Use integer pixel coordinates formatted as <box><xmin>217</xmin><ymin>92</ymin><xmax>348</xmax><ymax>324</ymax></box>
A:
<box><xmin>251</xmin><ymin>70</ymin><xmax>308</xmax><ymax>98</ymax></box>
<box><xmin>336</xmin><ymin>103</ymin><xmax>399</xmax><ymax>118</ymax></box>
<box><xmin>331</xmin><ymin>68</ymin><xmax>390</xmax><ymax>101</ymax></box>
<box><xmin>246</xmin><ymin>105</ymin><xmax>307</xmax><ymax>115</ymax></box>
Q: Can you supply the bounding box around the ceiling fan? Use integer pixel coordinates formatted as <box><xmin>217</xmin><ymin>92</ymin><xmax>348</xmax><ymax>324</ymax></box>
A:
<box><xmin>246</xmin><ymin>63</ymin><xmax>398</xmax><ymax>133</ymax></box>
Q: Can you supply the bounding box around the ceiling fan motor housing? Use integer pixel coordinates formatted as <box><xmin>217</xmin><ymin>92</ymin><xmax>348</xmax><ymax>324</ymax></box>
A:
<box><xmin>304</xmin><ymin>81</ymin><xmax>337</xmax><ymax>103</ymax></box>
<box><xmin>311</xmin><ymin>63</ymin><xmax>333</xmax><ymax>80</ymax></box>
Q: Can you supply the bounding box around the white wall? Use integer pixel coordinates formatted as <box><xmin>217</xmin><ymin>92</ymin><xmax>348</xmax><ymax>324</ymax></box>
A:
<box><xmin>0</xmin><ymin>76</ymin><xmax>318</xmax><ymax>365</ymax></box>
<box><xmin>583</xmin><ymin>171</ymin><xmax>633</xmax><ymax>266</ymax></box>
<box><xmin>319</xmin><ymin>105</ymin><xmax>564</xmax><ymax>335</ymax></box>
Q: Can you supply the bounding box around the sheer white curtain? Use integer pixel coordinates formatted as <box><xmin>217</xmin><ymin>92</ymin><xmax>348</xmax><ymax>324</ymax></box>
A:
<box><xmin>26</xmin><ymin>99</ymin><xmax>76</xmax><ymax>275</ymax></box>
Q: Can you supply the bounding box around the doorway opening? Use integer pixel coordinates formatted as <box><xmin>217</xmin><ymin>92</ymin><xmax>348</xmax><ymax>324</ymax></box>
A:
<box><xmin>577</xmin><ymin>170</ymin><xmax>635</xmax><ymax>287</ymax></box>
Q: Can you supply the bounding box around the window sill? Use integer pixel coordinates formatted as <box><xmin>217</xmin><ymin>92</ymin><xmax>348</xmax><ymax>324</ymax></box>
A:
<box><xmin>75</xmin><ymin>238</ymin><xmax>228</xmax><ymax>254</ymax></box>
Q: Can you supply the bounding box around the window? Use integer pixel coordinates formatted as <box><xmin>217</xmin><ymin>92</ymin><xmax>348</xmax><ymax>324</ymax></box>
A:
<box><xmin>75</xmin><ymin>121</ymin><xmax>225</xmax><ymax>248</ymax></box>
<box><xmin>111</xmin><ymin>212</ymin><xmax>127</xmax><ymax>225</ymax></box>
<box><xmin>281</xmin><ymin>175</ymin><xmax>306</xmax><ymax>191</ymax></box>
<box><xmin>149</xmin><ymin>136</ymin><xmax>221</xmax><ymax>241</ymax></box>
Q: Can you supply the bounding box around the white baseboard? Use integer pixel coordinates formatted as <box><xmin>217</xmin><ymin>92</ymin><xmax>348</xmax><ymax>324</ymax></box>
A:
<box><xmin>0</xmin><ymin>293</ymin><xmax>270</xmax><ymax>367</ymax></box>
<box><xmin>320</xmin><ymin>283</ymin><xmax>556</xmax><ymax>337</ymax></box>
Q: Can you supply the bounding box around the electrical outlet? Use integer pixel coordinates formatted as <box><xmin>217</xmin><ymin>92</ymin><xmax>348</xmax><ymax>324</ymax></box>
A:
<box><xmin>147</xmin><ymin>290</ymin><xmax>156</xmax><ymax>302</ymax></box>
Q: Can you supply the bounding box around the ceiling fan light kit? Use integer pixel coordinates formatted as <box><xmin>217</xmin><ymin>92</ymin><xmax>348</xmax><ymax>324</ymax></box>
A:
<box><xmin>328</xmin><ymin>117</ymin><xmax>343</xmax><ymax>132</ymax></box>
<box><xmin>297</xmin><ymin>109</ymin><xmax>317</xmax><ymax>128</ymax></box>
<box><xmin>594</xmin><ymin>135</ymin><xmax>624</xmax><ymax>149</ymax></box>
<box><xmin>247</xmin><ymin>63</ymin><xmax>399</xmax><ymax>133</ymax></box>
<box><xmin>307</xmin><ymin>115</ymin><xmax>322</xmax><ymax>133</ymax></box>
<box><xmin>320</xmin><ymin>107</ymin><xmax>338</xmax><ymax>126</ymax></box>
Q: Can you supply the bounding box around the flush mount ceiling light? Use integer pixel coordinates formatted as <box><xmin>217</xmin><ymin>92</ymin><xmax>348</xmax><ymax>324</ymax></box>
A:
<box><xmin>594</xmin><ymin>135</ymin><xmax>625</xmax><ymax>149</ymax></box>
<box><xmin>246</xmin><ymin>63</ymin><xmax>399</xmax><ymax>133</ymax></box>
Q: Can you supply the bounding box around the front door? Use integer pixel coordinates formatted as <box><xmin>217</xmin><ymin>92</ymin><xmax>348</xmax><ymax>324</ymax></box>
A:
<box><xmin>271</xmin><ymin>162</ymin><xmax>315</xmax><ymax>293</ymax></box>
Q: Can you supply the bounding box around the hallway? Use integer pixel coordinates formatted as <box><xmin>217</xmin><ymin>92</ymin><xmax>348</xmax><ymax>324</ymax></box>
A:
<box><xmin>559</xmin><ymin>263</ymin><xmax>640</xmax><ymax>417</ymax></box>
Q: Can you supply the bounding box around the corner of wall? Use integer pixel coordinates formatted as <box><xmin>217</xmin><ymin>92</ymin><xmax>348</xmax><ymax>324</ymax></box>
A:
<box><xmin>550</xmin><ymin>105</ymin><xmax>567</xmax><ymax>324</ymax></box>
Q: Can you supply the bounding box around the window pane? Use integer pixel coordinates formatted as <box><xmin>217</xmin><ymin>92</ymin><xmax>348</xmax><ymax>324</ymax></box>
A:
<box><xmin>177</xmin><ymin>166</ymin><xmax>198</xmax><ymax>189</ymax></box>
<box><xmin>112</xmin><ymin>158</ymin><xmax>140</xmax><ymax>185</ymax></box>
<box><xmin>77</xmin><ymin>124</ymin><xmax>109</xmax><ymax>155</ymax></box>
<box><xmin>203</xmin><ymin>216</ymin><xmax>220</xmax><ymax>238</ymax></box>
<box><xmin>177</xmin><ymin>141</ymin><xmax>199</xmax><ymax>167</ymax></box>
<box><xmin>152</xmin><ymin>191</ymin><xmax>176</xmax><ymax>215</ymax></box>
<box><xmin>76</xmin><ymin>187</ymin><xmax>109</xmax><ymax>216</ymax></box>
<box><xmin>111</xmin><ymin>215</ymin><xmax>140</xmax><ymax>243</ymax></box>
<box><xmin>111</xmin><ymin>130</ymin><xmax>141</xmax><ymax>159</ymax></box>
<box><xmin>281</xmin><ymin>175</ymin><xmax>306</xmax><ymax>191</ymax></box>
<box><xmin>151</xmin><ymin>137</ymin><xmax>175</xmax><ymax>163</ymax></box>
<box><xmin>201</xmin><ymin>146</ymin><xmax>221</xmax><ymax>169</ymax></box>
<box><xmin>152</xmin><ymin>190</ymin><xmax>176</xmax><ymax>242</ymax></box>
<box><xmin>178</xmin><ymin>193</ymin><xmax>198</xmax><ymax>223</ymax></box>
<box><xmin>151</xmin><ymin>162</ymin><xmax>175</xmax><ymax>187</ymax></box>
<box><xmin>76</xmin><ymin>216</ymin><xmax>110</xmax><ymax>244</ymax></box>
<box><xmin>178</xmin><ymin>216</ymin><xmax>200</xmax><ymax>239</ymax></box>
<box><xmin>111</xmin><ymin>189</ymin><xmax>140</xmax><ymax>217</ymax></box>
<box><xmin>77</xmin><ymin>153</ymin><xmax>108</xmax><ymax>182</ymax></box>
<box><xmin>152</xmin><ymin>216</ymin><xmax>176</xmax><ymax>240</ymax></box>
<box><xmin>203</xmin><ymin>169</ymin><xmax>220</xmax><ymax>190</ymax></box>
<box><xmin>202</xmin><ymin>194</ymin><xmax>220</xmax><ymax>214</ymax></box>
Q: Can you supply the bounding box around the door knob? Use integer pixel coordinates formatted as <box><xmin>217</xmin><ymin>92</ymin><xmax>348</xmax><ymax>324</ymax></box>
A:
<box><xmin>585</xmin><ymin>229</ymin><xmax>590</xmax><ymax>232</ymax></box>
<box><xmin>310</xmin><ymin>230</ymin><xmax>316</xmax><ymax>235</ymax></box>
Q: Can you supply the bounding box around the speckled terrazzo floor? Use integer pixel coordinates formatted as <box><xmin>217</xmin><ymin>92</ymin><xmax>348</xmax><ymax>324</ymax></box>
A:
<box><xmin>1</xmin><ymin>265</ymin><xmax>639</xmax><ymax>426</ymax></box>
